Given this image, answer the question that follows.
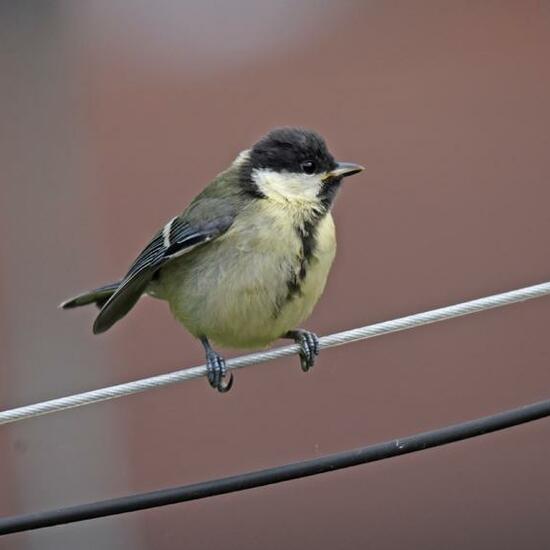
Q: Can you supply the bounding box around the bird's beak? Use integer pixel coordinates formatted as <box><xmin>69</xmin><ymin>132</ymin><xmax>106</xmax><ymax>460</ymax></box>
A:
<box><xmin>326</xmin><ymin>162</ymin><xmax>365</xmax><ymax>180</ymax></box>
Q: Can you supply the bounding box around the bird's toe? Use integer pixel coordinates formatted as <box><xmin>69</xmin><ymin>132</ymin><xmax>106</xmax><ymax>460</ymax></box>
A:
<box><xmin>206</xmin><ymin>351</ymin><xmax>233</xmax><ymax>393</ymax></box>
<box><xmin>287</xmin><ymin>330</ymin><xmax>320</xmax><ymax>372</ymax></box>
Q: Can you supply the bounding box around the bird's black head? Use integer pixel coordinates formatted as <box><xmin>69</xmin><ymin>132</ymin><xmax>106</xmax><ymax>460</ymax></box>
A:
<box><xmin>239</xmin><ymin>128</ymin><xmax>363</xmax><ymax>207</ymax></box>
<box><xmin>248</xmin><ymin>128</ymin><xmax>337</xmax><ymax>176</ymax></box>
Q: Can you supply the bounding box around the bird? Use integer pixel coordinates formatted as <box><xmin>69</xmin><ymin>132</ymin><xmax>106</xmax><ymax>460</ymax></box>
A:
<box><xmin>61</xmin><ymin>128</ymin><xmax>364</xmax><ymax>392</ymax></box>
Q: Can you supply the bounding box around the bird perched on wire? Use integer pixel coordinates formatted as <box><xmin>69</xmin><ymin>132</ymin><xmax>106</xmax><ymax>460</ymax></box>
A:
<box><xmin>61</xmin><ymin>128</ymin><xmax>364</xmax><ymax>392</ymax></box>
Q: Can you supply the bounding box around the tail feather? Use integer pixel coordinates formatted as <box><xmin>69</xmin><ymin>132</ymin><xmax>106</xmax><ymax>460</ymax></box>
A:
<box><xmin>60</xmin><ymin>282</ymin><xmax>121</xmax><ymax>310</ymax></box>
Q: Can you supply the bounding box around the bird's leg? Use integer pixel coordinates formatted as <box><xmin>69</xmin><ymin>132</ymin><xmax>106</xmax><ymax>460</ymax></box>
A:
<box><xmin>200</xmin><ymin>336</ymin><xmax>233</xmax><ymax>393</ymax></box>
<box><xmin>284</xmin><ymin>329</ymin><xmax>320</xmax><ymax>372</ymax></box>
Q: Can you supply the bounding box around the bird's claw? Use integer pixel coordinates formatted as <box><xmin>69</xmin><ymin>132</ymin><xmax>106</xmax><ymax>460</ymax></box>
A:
<box><xmin>206</xmin><ymin>350</ymin><xmax>233</xmax><ymax>393</ymax></box>
<box><xmin>288</xmin><ymin>330</ymin><xmax>320</xmax><ymax>372</ymax></box>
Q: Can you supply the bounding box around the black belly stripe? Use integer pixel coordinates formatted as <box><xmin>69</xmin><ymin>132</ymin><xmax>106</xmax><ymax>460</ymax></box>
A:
<box><xmin>273</xmin><ymin>210</ymin><xmax>327</xmax><ymax>318</ymax></box>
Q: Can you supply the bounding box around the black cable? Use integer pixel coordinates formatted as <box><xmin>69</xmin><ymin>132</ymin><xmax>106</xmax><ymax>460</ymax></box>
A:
<box><xmin>1</xmin><ymin>398</ymin><xmax>549</xmax><ymax>536</ymax></box>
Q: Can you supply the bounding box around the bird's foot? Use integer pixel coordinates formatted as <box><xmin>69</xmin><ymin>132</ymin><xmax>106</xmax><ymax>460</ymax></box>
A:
<box><xmin>285</xmin><ymin>329</ymin><xmax>320</xmax><ymax>372</ymax></box>
<box><xmin>201</xmin><ymin>337</ymin><xmax>233</xmax><ymax>393</ymax></box>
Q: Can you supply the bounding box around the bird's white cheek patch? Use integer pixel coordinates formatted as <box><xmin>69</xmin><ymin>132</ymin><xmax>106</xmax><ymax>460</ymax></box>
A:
<box><xmin>252</xmin><ymin>169</ymin><xmax>323</xmax><ymax>202</ymax></box>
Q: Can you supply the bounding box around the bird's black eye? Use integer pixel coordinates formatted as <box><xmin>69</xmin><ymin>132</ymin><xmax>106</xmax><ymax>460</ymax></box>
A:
<box><xmin>301</xmin><ymin>160</ymin><xmax>316</xmax><ymax>174</ymax></box>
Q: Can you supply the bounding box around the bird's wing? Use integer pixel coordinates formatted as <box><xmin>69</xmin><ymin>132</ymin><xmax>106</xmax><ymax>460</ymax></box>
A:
<box><xmin>93</xmin><ymin>215</ymin><xmax>234</xmax><ymax>334</ymax></box>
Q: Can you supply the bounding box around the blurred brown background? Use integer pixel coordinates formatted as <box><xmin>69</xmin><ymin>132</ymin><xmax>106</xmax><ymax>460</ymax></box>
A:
<box><xmin>1</xmin><ymin>1</ymin><xmax>550</xmax><ymax>548</ymax></box>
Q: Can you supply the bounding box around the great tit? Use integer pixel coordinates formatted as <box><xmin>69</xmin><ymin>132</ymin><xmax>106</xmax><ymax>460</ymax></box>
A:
<box><xmin>61</xmin><ymin>128</ymin><xmax>364</xmax><ymax>392</ymax></box>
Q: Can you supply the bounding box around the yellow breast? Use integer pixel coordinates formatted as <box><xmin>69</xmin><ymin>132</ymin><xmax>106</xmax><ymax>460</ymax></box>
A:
<box><xmin>157</xmin><ymin>200</ymin><xmax>337</xmax><ymax>349</ymax></box>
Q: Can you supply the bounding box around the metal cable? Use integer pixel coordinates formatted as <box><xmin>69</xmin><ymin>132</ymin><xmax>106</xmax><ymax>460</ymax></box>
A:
<box><xmin>1</xmin><ymin>281</ymin><xmax>549</xmax><ymax>425</ymax></box>
<box><xmin>1</xmin><ymin>397</ymin><xmax>549</xmax><ymax>535</ymax></box>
